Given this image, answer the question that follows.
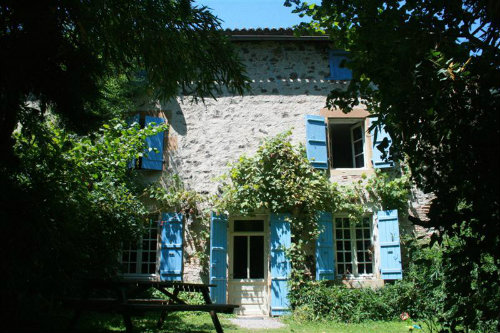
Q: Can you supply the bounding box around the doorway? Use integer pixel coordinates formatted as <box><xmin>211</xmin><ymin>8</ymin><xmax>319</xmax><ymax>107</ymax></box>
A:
<box><xmin>228</xmin><ymin>218</ymin><xmax>269</xmax><ymax>316</ymax></box>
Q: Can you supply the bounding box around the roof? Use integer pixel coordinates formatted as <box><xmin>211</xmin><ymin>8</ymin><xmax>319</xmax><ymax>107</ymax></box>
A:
<box><xmin>225</xmin><ymin>28</ymin><xmax>330</xmax><ymax>41</ymax></box>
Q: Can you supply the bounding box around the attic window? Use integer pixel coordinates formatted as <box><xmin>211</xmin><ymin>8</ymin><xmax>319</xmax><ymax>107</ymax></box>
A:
<box><xmin>329</xmin><ymin>119</ymin><xmax>365</xmax><ymax>168</ymax></box>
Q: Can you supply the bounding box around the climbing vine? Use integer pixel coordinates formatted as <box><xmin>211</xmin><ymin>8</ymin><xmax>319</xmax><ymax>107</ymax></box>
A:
<box><xmin>145</xmin><ymin>131</ymin><xmax>410</xmax><ymax>289</ymax></box>
<box><xmin>213</xmin><ymin>131</ymin><xmax>411</xmax><ymax>290</ymax></box>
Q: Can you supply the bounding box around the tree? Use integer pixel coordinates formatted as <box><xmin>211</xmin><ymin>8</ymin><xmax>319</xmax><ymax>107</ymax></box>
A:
<box><xmin>286</xmin><ymin>0</ymin><xmax>500</xmax><ymax>331</ymax></box>
<box><xmin>0</xmin><ymin>0</ymin><xmax>248</xmax><ymax>164</ymax></box>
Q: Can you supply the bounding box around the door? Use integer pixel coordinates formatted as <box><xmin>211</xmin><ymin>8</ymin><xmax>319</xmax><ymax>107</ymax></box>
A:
<box><xmin>228</xmin><ymin>218</ymin><xmax>269</xmax><ymax>316</ymax></box>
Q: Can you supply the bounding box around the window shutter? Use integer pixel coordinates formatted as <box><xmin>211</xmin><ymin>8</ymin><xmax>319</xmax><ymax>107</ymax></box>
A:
<box><xmin>377</xmin><ymin>210</ymin><xmax>402</xmax><ymax>280</ymax></box>
<box><xmin>143</xmin><ymin>116</ymin><xmax>165</xmax><ymax>170</ymax></box>
<box><xmin>316</xmin><ymin>212</ymin><xmax>335</xmax><ymax>280</ymax></box>
<box><xmin>127</xmin><ymin>114</ymin><xmax>140</xmax><ymax>169</ymax></box>
<box><xmin>370</xmin><ymin>117</ymin><xmax>394</xmax><ymax>168</ymax></box>
<box><xmin>159</xmin><ymin>212</ymin><xmax>184</xmax><ymax>281</ymax></box>
<box><xmin>328</xmin><ymin>50</ymin><xmax>352</xmax><ymax>80</ymax></box>
<box><xmin>270</xmin><ymin>213</ymin><xmax>291</xmax><ymax>316</ymax></box>
<box><xmin>305</xmin><ymin>115</ymin><xmax>328</xmax><ymax>169</ymax></box>
<box><xmin>209</xmin><ymin>212</ymin><xmax>228</xmax><ymax>304</ymax></box>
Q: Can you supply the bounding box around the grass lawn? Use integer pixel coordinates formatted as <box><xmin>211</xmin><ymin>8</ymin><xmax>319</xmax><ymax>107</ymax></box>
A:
<box><xmin>68</xmin><ymin>311</ymin><xmax>417</xmax><ymax>333</ymax></box>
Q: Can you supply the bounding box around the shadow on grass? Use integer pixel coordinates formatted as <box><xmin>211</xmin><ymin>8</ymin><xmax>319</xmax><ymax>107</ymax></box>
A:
<box><xmin>55</xmin><ymin>311</ymin><xmax>239</xmax><ymax>333</ymax></box>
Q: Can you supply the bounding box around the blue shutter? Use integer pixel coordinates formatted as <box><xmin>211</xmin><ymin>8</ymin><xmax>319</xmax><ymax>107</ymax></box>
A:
<box><xmin>377</xmin><ymin>210</ymin><xmax>402</xmax><ymax>280</ymax></box>
<box><xmin>159</xmin><ymin>213</ymin><xmax>184</xmax><ymax>281</ymax></box>
<box><xmin>209</xmin><ymin>212</ymin><xmax>228</xmax><ymax>304</ymax></box>
<box><xmin>370</xmin><ymin>117</ymin><xmax>394</xmax><ymax>168</ymax></box>
<box><xmin>316</xmin><ymin>212</ymin><xmax>335</xmax><ymax>280</ymax></box>
<box><xmin>327</xmin><ymin>50</ymin><xmax>352</xmax><ymax>80</ymax></box>
<box><xmin>270</xmin><ymin>213</ymin><xmax>291</xmax><ymax>316</ymax></box>
<box><xmin>305</xmin><ymin>115</ymin><xmax>328</xmax><ymax>169</ymax></box>
<box><xmin>127</xmin><ymin>114</ymin><xmax>140</xmax><ymax>169</ymax></box>
<box><xmin>143</xmin><ymin>116</ymin><xmax>165</xmax><ymax>170</ymax></box>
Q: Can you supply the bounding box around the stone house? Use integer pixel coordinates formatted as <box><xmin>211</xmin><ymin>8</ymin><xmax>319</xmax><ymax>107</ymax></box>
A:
<box><xmin>120</xmin><ymin>28</ymin><xmax>432</xmax><ymax>317</ymax></box>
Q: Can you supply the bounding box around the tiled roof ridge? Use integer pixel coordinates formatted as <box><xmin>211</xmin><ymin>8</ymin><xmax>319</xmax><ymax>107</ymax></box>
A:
<box><xmin>224</xmin><ymin>28</ymin><xmax>295</xmax><ymax>35</ymax></box>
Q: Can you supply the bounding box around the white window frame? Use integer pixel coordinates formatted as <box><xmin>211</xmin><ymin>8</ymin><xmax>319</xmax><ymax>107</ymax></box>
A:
<box><xmin>334</xmin><ymin>215</ymin><xmax>374</xmax><ymax>278</ymax></box>
<box><xmin>328</xmin><ymin>118</ymin><xmax>367</xmax><ymax>169</ymax></box>
<box><xmin>121</xmin><ymin>218</ymin><xmax>159</xmax><ymax>279</ymax></box>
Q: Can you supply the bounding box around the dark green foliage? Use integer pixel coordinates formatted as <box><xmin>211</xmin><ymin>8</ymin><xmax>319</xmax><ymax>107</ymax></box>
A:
<box><xmin>0</xmin><ymin>0</ymin><xmax>248</xmax><ymax>162</ymax></box>
<box><xmin>286</xmin><ymin>0</ymin><xmax>500</xmax><ymax>331</ymax></box>
<box><xmin>0</xmin><ymin>115</ymin><xmax>166</xmax><ymax>329</ymax></box>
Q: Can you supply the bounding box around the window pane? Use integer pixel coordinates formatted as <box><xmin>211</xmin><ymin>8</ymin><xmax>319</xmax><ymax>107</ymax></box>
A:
<box><xmin>249</xmin><ymin>236</ymin><xmax>264</xmax><ymax>279</ymax></box>
<box><xmin>149</xmin><ymin>263</ymin><xmax>156</xmax><ymax>274</ymax></box>
<box><xmin>338</xmin><ymin>264</ymin><xmax>345</xmax><ymax>274</ymax></box>
<box><xmin>337</xmin><ymin>252</ymin><xmax>344</xmax><ymax>263</ymax></box>
<box><xmin>336</xmin><ymin>241</ymin><xmax>344</xmax><ymax>251</ymax></box>
<box><xmin>335</xmin><ymin>218</ymin><xmax>343</xmax><ymax>228</ymax></box>
<box><xmin>130</xmin><ymin>252</ymin><xmax>136</xmax><ymax>262</ymax></box>
<box><xmin>352</xmin><ymin>126</ymin><xmax>362</xmax><ymax>140</ymax></box>
<box><xmin>344</xmin><ymin>229</ymin><xmax>351</xmax><ymax>239</ymax></box>
<box><xmin>336</xmin><ymin>229</ymin><xmax>343</xmax><ymax>239</ymax></box>
<box><xmin>358</xmin><ymin>263</ymin><xmax>365</xmax><ymax>274</ymax></box>
<box><xmin>345</xmin><ymin>252</ymin><xmax>352</xmax><ymax>262</ymax></box>
<box><xmin>150</xmin><ymin>241</ymin><xmax>157</xmax><ymax>250</ymax></box>
<box><xmin>357</xmin><ymin>251</ymin><xmax>365</xmax><ymax>262</ymax></box>
<box><xmin>364</xmin><ymin>229</ymin><xmax>370</xmax><ymax>239</ymax></box>
<box><xmin>366</xmin><ymin>264</ymin><xmax>373</xmax><ymax>274</ymax></box>
<box><xmin>234</xmin><ymin>220</ymin><xmax>264</xmax><ymax>232</ymax></box>
<box><xmin>344</xmin><ymin>241</ymin><xmax>351</xmax><ymax>251</ymax></box>
<box><xmin>142</xmin><ymin>252</ymin><xmax>148</xmax><ymax>262</ymax></box>
<box><xmin>354</xmin><ymin>140</ymin><xmax>363</xmax><ymax>155</ymax></box>
<box><xmin>345</xmin><ymin>264</ymin><xmax>352</xmax><ymax>274</ymax></box>
<box><xmin>356</xmin><ymin>229</ymin><xmax>362</xmax><ymax>239</ymax></box>
<box><xmin>357</xmin><ymin>240</ymin><xmax>364</xmax><ymax>250</ymax></box>
<box><xmin>355</xmin><ymin>154</ymin><xmax>364</xmax><ymax>168</ymax></box>
<box><xmin>362</xmin><ymin>218</ymin><xmax>370</xmax><ymax>227</ymax></box>
<box><xmin>233</xmin><ymin>236</ymin><xmax>248</xmax><ymax>279</ymax></box>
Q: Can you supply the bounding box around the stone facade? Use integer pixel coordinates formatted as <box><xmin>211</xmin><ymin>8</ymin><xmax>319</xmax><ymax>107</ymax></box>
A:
<box><xmin>137</xmin><ymin>35</ymin><xmax>433</xmax><ymax>289</ymax></box>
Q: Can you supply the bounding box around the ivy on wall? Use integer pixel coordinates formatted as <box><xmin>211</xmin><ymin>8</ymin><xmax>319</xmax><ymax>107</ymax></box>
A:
<box><xmin>149</xmin><ymin>131</ymin><xmax>411</xmax><ymax>285</ymax></box>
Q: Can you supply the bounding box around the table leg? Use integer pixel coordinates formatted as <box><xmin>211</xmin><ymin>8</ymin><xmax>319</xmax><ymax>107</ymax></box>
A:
<box><xmin>209</xmin><ymin>311</ymin><xmax>224</xmax><ymax>333</ymax></box>
<box><xmin>156</xmin><ymin>287</ymin><xmax>180</xmax><ymax>328</ymax></box>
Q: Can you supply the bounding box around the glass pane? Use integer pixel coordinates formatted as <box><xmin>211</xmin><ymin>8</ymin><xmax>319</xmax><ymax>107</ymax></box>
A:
<box><xmin>357</xmin><ymin>240</ymin><xmax>364</xmax><ymax>250</ymax></box>
<box><xmin>338</xmin><ymin>264</ymin><xmax>345</xmax><ymax>274</ymax></box>
<box><xmin>150</xmin><ymin>241</ymin><xmax>157</xmax><ymax>250</ymax></box>
<box><xmin>354</xmin><ymin>140</ymin><xmax>363</xmax><ymax>155</ymax></box>
<box><xmin>130</xmin><ymin>252</ymin><xmax>136</xmax><ymax>262</ymax></box>
<box><xmin>344</xmin><ymin>241</ymin><xmax>351</xmax><ymax>251</ymax></box>
<box><xmin>357</xmin><ymin>251</ymin><xmax>365</xmax><ymax>262</ymax></box>
<box><xmin>364</xmin><ymin>229</ymin><xmax>370</xmax><ymax>239</ymax></box>
<box><xmin>149</xmin><ymin>263</ymin><xmax>156</xmax><ymax>274</ymax></box>
<box><xmin>366</xmin><ymin>264</ymin><xmax>373</xmax><ymax>274</ymax></box>
<box><xmin>142</xmin><ymin>252</ymin><xmax>148</xmax><ymax>262</ymax></box>
<box><xmin>336</xmin><ymin>241</ymin><xmax>343</xmax><ymax>251</ymax></box>
<box><xmin>129</xmin><ymin>263</ymin><xmax>136</xmax><ymax>274</ymax></box>
<box><xmin>344</xmin><ymin>229</ymin><xmax>351</xmax><ymax>239</ymax></box>
<box><xmin>358</xmin><ymin>263</ymin><xmax>365</xmax><ymax>274</ymax></box>
<box><xmin>352</xmin><ymin>126</ymin><xmax>362</xmax><ymax>140</ymax></box>
<box><xmin>142</xmin><ymin>263</ymin><xmax>148</xmax><ymax>274</ymax></box>
<box><xmin>345</xmin><ymin>252</ymin><xmax>352</xmax><ymax>262</ymax></box>
<box><xmin>335</xmin><ymin>218</ymin><xmax>343</xmax><ymax>228</ymax></box>
<box><xmin>336</xmin><ymin>229</ymin><xmax>343</xmax><ymax>239</ymax></box>
<box><xmin>362</xmin><ymin>218</ymin><xmax>370</xmax><ymax>227</ymax></box>
<box><xmin>345</xmin><ymin>264</ymin><xmax>352</xmax><ymax>274</ymax></box>
<box><xmin>249</xmin><ymin>236</ymin><xmax>264</xmax><ymax>278</ymax></box>
<box><xmin>234</xmin><ymin>220</ymin><xmax>264</xmax><ymax>232</ymax></box>
<box><xmin>355</xmin><ymin>154</ymin><xmax>364</xmax><ymax>168</ymax></box>
<box><xmin>233</xmin><ymin>236</ymin><xmax>248</xmax><ymax>279</ymax></box>
<box><xmin>356</xmin><ymin>229</ymin><xmax>362</xmax><ymax>239</ymax></box>
<box><xmin>337</xmin><ymin>252</ymin><xmax>344</xmax><ymax>263</ymax></box>
<box><xmin>364</xmin><ymin>240</ymin><xmax>371</xmax><ymax>249</ymax></box>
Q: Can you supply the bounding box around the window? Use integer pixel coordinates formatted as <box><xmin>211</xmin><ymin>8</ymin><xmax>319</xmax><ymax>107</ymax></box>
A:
<box><xmin>329</xmin><ymin>119</ymin><xmax>366</xmax><ymax>168</ymax></box>
<box><xmin>335</xmin><ymin>216</ymin><xmax>373</xmax><ymax>276</ymax></box>
<box><xmin>326</xmin><ymin>50</ymin><xmax>352</xmax><ymax>80</ymax></box>
<box><xmin>121</xmin><ymin>219</ymin><xmax>159</xmax><ymax>275</ymax></box>
<box><xmin>128</xmin><ymin>113</ymin><xmax>165</xmax><ymax>171</ymax></box>
<box><xmin>232</xmin><ymin>220</ymin><xmax>265</xmax><ymax>279</ymax></box>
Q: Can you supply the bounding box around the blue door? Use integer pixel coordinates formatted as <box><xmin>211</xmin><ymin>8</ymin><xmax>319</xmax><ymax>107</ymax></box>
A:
<box><xmin>210</xmin><ymin>212</ymin><xmax>228</xmax><ymax>304</ymax></box>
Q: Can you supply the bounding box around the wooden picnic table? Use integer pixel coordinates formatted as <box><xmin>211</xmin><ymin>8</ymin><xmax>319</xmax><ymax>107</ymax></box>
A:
<box><xmin>66</xmin><ymin>278</ymin><xmax>238</xmax><ymax>333</ymax></box>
